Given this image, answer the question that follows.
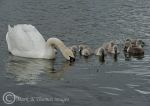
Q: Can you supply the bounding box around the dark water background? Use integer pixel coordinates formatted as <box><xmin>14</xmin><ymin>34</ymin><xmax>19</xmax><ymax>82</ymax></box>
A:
<box><xmin>0</xmin><ymin>0</ymin><xmax>150</xmax><ymax>106</ymax></box>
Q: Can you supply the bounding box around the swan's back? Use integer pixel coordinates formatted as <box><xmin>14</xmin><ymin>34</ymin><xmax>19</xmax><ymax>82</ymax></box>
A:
<box><xmin>6</xmin><ymin>24</ymin><xmax>47</xmax><ymax>58</ymax></box>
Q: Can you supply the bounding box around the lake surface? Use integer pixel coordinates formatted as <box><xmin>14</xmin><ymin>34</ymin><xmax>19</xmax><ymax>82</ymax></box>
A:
<box><xmin>0</xmin><ymin>0</ymin><xmax>150</xmax><ymax>106</ymax></box>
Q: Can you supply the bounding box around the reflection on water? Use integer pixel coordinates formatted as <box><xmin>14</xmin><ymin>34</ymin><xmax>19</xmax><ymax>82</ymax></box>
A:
<box><xmin>6</xmin><ymin>56</ymin><xmax>73</xmax><ymax>85</ymax></box>
<box><xmin>47</xmin><ymin>61</ymin><xmax>74</xmax><ymax>80</ymax></box>
<box><xmin>124</xmin><ymin>52</ymin><xmax>144</xmax><ymax>61</ymax></box>
<box><xmin>6</xmin><ymin>56</ymin><xmax>52</xmax><ymax>85</ymax></box>
<box><xmin>98</xmin><ymin>56</ymin><xmax>105</xmax><ymax>64</ymax></box>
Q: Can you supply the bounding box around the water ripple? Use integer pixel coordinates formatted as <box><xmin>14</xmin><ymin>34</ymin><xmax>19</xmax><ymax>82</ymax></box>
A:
<box><xmin>98</xmin><ymin>87</ymin><xmax>124</xmax><ymax>91</ymax></box>
<box><xmin>103</xmin><ymin>92</ymin><xmax>119</xmax><ymax>96</ymax></box>
<box><xmin>135</xmin><ymin>89</ymin><xmax>150</xmax><ymax>95</ymax></box>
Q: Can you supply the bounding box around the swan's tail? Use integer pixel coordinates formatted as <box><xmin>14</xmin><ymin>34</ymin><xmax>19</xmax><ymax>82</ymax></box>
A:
<box><xmin>8</xmin><ymin>25</ymin><xmax>12</xmax><ymax>32</ymax></box>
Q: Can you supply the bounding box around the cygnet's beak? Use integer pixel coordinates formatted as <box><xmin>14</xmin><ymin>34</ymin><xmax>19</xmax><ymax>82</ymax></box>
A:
<box><xmin>69</xmin><ymin>56</ymin><xmax>75</xmax><ymax>62</ymax></box>
<box><xmin>79</xmin><ymin>49</ymin><xmax>82</xmax><ymax>55</ymax></box>
<box><xmin>115</xmin><ymin>49</ymin><xmax>117</xmax><ymax>54</ymax></box>
<box><xmin>114</xmin><ymin>51</ymin><xmax>118</xmax><ymax>59</ymax></box>
<box><xmin>101</xmin><ymin>51</ymin><xmax>105</xmax><ymax>56</ymax></box>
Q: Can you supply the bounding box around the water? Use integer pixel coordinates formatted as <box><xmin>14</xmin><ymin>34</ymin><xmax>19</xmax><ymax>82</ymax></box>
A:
<box><xmin>0</xmin><ymin>0</ymin><xmax>150</xmax><ymax>106</ymax></box>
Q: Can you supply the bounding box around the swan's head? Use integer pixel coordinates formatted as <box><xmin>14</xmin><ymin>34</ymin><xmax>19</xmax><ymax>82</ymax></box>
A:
<box><xmin>46</xmin><ymin>38</ymin><xmax>75</xmax><ymax>61</ymax></box>
<box><xmin>62</xmin><ymin>47</ymin><xmax>75</xmax><ymax>62</ymax></box>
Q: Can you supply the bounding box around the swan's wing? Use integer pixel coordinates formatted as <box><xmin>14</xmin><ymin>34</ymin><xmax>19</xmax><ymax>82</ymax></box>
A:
<box><xmin>21</xmin><ymin>24</ymin><xmax>46</xmax><ymax>50</ymax></box>
<box><xmin>6</xmin><ymin>24</ymin><xmax>46</xmax><ymax>52</ymax></box>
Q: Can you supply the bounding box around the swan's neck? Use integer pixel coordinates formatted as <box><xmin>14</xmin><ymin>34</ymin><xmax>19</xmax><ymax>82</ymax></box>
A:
<box><xmin>46</xmin><ymin>38</ymin><xmax>69</xmax><ymax>59</ymax></box>
<box><xmin>46</xmin><ymin>38</ymin><xmax>75</xmax><ymax>61</ymax></box>
<box><xmin>46</xmin><ymin>38</ymin><xmax>66</xmax><ymax>49</ymax></box>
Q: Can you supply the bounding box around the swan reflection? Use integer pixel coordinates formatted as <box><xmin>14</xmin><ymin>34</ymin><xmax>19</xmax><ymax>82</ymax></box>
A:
<box><xmin>6</xmin><ymin>56</ymin><xmax>73</xmax><ymax>85</ymax></box>
<box><xmin>47</xmin><ymin>61</ymin><xmax>74</xmax><ymax>80</ymax></box>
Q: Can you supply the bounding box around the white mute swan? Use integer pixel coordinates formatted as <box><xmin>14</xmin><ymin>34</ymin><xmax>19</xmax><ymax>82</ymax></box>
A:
<box><xmin>6</xmin><ymin>24</ymin><xmax>75</xmax><ymax>61</ymax></box>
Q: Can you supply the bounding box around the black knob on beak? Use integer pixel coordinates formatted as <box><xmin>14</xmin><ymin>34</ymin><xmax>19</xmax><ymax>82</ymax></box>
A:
<box><xmin>79</xmin><ymin>49</ymin><xmax>82</xmax><ymax>55</ymax></box>
<box><xmin>69</xmin><ymin>56</ymin><xmax>75</xmax><ymax>62</ymax></box>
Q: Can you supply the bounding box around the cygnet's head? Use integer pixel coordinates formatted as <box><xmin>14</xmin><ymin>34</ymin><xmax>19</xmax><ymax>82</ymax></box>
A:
<box><xmin>82</xmin><ymin>49</ymin><xmax>90</xmax><ymax>57</ymax></box>
<box><xmin>113</xmin><ymin>45</ymin><xmax>119</xmax><ymax>59</ymax></box>
<box><xmin>110</xmin><ymin>41</ymin><xmax>115</xmax><ymax>47</ymax></box>
<box><xmin>98</xmin><ymin>48</ymin><xmax>105</xmax><ymax>61</ymax></box>
<box><xmin>124</xmin><ymin>38</ymin><xmax>132</xmax><ymax>51</ymax></box>
<box><xmin>113</xmin><ymin>45</ymin><xmax>118</xmax><ymax>54</ymax></box>
<box><xmin>70</xmin><ymin>45</ymin><xmax>78</xmax><ymax>55</ymax></box>
<box><xmin>79</xmin><ymin>45</ymin><xmax>86</xmax><ymax>54</ymax></box>
<box><xmin>130</xmin><ymin>42</ymin><xmax>136</xmax><ymax>47</ymax></box>
<box><xmin>124</xmin><ymin>41</ymin><xmax>131</xmax><ymax>51</ymax></box>
<box><xmin>98</xmin><ymin>48</ymin><xmax>105</xmax><ymax>56</ymax></box>
<box><xmin>136</xmin><ymin>39</ymin><xmax>144</xmax><ymax>47</ymax></box>
<box><xmin>125</xmin><ymin>38</ymin><xmax>132</xmax><ymax>42</ymax></box>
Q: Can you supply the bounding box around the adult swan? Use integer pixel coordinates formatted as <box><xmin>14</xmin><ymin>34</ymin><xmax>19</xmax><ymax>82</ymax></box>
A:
<box><xmin>6</xmin><ymin>24</ymin><xmax>75</xmax><ymax>61</ymax></box>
